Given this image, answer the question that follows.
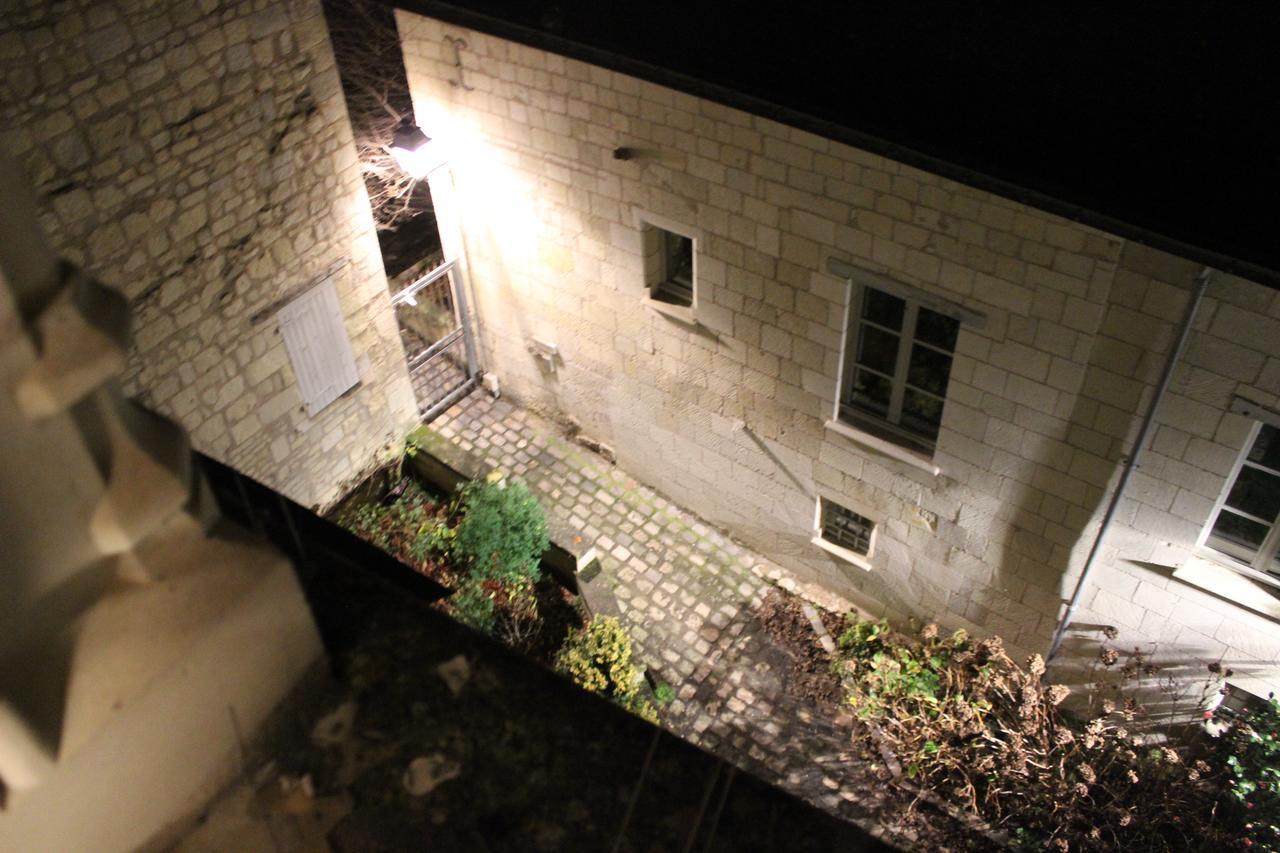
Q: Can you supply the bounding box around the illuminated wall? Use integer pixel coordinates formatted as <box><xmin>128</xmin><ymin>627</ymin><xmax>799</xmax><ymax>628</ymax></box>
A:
<box><xmin>0</xmin><ymin>0</ymin><xmax>419</xmax><ymax>509</ymax></box>
<box><xmin>399</xmin><ymin>11</ymin><xmax>1280</xmax><ymax>696</ymax></box>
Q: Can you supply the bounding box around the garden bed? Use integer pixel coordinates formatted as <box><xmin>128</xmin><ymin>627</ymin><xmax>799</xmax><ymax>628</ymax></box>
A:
<box><xmin>327</xmin><ymin>445</ymin><xmax>659</xmax><ymax>723</ymax></box>
<box><xmin>752</xmin><ymin>585</ymin><xmax>1272</xmax><ymax>851</ymax></box>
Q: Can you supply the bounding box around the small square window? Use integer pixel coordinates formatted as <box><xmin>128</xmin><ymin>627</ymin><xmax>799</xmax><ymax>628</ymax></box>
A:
<box><xmin>817</xmin><ymin>498</ymin><xmax>876</xmax><ymax>559</ymax></box>
<box><xmin>642</xmin><ymin>222</ymin><xmax>694</xmax><ymax>308</ymax></box>
<box><xmin>838</xmin><ymin>279</ymin><xmax>960</xmax><ymax>454</ymax></box>
<box><xmin>1202</xmin><ymin>421</ymin><xmax>1280</xmax><ymax>579</ymax></box>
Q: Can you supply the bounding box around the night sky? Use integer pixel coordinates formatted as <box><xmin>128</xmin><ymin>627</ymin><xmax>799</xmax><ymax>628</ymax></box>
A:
<box><xmin>401</xmin><ymin>1</ymin><xmax>1280</xmax><ymax>285</ymax></box>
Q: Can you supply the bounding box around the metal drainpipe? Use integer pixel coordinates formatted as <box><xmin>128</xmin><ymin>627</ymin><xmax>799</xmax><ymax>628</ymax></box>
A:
<box><xmin>1045</xmin><ymin>266</ymin><xmax>1214</xmax><ymax>665</ymax></box>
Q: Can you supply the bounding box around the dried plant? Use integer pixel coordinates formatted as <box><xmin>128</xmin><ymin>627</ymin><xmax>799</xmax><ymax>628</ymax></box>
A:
<box><xmin>837</xmin><ymin>620</ymin><xmax>1253</xmax><ymax>850</ymax></box>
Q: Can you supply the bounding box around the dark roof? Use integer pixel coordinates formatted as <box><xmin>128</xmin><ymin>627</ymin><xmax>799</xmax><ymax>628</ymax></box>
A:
<box><xmin>397</xmin><ymin>2</ymin><xmax>1280</xmax><ymax>288</ymax></box>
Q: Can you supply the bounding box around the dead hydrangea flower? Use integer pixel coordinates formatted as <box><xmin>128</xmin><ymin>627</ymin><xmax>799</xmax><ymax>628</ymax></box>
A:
<box><xmin>1102</xmin><ymin>625</ymin><xmax>1119</xmax><ymax>640</ymax></box>
<box><xmin>1047</xmin><ymin>684</ymin><xmax>1070</xmax><ymax>705</ymax></box>
<box><xmin>1100</xmin><ymin>647</ymin><xmax>1120</xmax><ymax>666</ymax></box>
<box><xmin>1079</xmin><ymin>764</ymin><xmax>1097</xmax><ymax>784</ymax></box>
<box><xmin>920</xmin><ymin>622</ymin><xmax>939</xmax><ymax>641</ymax></box>
<box><xmin>1028</xmin><ymin>654</ymin><xmax>1046</xmax><ymax>676</ymax></box>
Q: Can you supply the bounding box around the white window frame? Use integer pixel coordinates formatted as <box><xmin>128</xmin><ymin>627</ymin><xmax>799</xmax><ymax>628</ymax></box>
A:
<box><xmin>635</xmin><ymin>209</ymin><xmax>697</xmax><ymax>323</ymax></box>
<box><xmin>826</xmin><ymin>259</ymin><xmax>983</xmax><ymax>472</ymax></box>
<box><xmin>811</xmin><ymin>495</ymin><xmax>877</xmax><ymax>571</ymax></box>
<box><xmin>1196</xmin><ymin>408</ymin><xmax>1280</xmax><ymax>591</ymax></box>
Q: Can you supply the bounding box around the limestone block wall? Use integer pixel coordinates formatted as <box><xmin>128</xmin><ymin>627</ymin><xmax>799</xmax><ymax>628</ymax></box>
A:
<box><xmin>0</xmin><ymin>0</ymin><xmax>419</xmax><ymax>509</ymax></box>
<box><xmin>1064</xmin><ymin>248</ymin><xmax>1280</xmax><ymax>697</ymax></box>
<box><xmin>398</xmin><ymin>11</ymin><xmax>1280</xmax><ymax>690</ymax></box>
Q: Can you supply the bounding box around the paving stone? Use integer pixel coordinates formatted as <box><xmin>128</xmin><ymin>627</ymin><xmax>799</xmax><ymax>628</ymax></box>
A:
<box><xmin>430</xmin><ymin>393</ymin><xmax>879</xmax><ymax>830</ymax></box>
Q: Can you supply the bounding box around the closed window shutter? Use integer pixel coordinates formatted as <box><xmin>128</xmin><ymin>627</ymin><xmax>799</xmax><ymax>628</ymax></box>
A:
<box><xmin>277</xmin><ymin>276</ymin><xmax>360</xmax><ymax>415</ymax></box>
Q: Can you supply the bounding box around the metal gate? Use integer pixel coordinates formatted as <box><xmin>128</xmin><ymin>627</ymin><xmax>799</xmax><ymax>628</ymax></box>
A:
<box><xmin>390</xmin><ymin>259</ymin><xmax>479</xmax><ymax>421</ymax></box>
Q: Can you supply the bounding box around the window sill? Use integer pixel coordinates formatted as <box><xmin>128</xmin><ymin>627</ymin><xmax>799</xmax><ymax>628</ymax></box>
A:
<box><xmin>1171</xmin><ymin>553</ymin><xmax>1280</xmax><ymax>623</ymax></box>
<box><xmin>644</xmin><ymin>298</ymin><xmax>696</xmax><ymax>325</ymax></box>
<box><xmin>811</xmin><ymin>535</ymin><xmax>873</xmax><ymax>571</ymax></box>
<box><xmin>824</xmin><ymin>419</ymin><xmax>941</xmax><ymax>477</ymax></box>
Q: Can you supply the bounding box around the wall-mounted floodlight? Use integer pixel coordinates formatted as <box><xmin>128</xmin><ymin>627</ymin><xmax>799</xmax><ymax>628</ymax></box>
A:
<box><xmin>390</xmin><ymin>119</ymin><xmax>446</xmax><ymax>179</ymax></box>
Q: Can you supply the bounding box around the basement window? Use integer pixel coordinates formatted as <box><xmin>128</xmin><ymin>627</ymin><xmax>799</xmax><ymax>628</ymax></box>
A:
<box><xmin>812</xmin><ymin>497</ymin><xmax>876</xmax><ymax>570</ymax></box>
<box><xmin>640</xmin><ymin>216</ymin><xmax>696</xmax><ymax>315</ymax></box>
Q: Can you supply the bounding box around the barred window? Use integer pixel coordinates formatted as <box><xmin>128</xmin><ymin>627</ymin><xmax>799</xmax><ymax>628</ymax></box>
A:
<box><xmin>819</xmin><ymin>499</ymin><xmax>875</xmax><ymax>557</ymax></box>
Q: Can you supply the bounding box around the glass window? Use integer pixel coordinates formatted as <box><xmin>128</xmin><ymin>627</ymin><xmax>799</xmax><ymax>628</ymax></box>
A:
<box><xmin>820</xmin><ymin>499</ymin><xmax>875</xmax><ymax>557</ymax></box>
<box><xmin>1205</xmin><ymin>423</ymin><xmax>1280</xmax><ymax>578</ymax></box>
<box><xmin>839</xmin><ymin>282</ymin><xmax>960</xmax><ymax>453</ymax></box>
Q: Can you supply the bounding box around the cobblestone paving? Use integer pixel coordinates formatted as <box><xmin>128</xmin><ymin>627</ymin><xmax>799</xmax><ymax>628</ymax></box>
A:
<box><xmin>432</xmin><ymin>392</ymin><xmax>893</xmax><ymax>839</ymax></box>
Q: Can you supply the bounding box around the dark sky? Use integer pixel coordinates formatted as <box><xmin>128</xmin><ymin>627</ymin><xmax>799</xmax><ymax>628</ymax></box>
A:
<box><xmin>402</xmin><ymin>2</ymin><xmax>1280</xmax><ymax>285</ymax></box>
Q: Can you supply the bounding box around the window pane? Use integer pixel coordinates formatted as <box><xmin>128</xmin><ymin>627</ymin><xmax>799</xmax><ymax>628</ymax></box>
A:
<box><xmin>664</xmin><ymin>231</ymin><xmax>693</xmax><ymax>285</ymax></box>
<box><xmin>848</xmin><ymin>369</ymin><xmax>892</xmax><ymax>416</ymax></box>
<box><xmin>901</xmin><ymin>390</ymin><xmax>943</xmax><ymax>442</ymax></box>
<box><xmin>822</xmin><ymin>501</ymin><xmax>874</xmax><ymax>556</ymax></box>
<box><xmin>1210</xmin><ymin>509</ymin><xmax>1270</xmax><ymax>557</ymax></box>
<box><xmin>862</xmin><ymin>287</ymin><xmax>904</xmax><ymax>331</ymax></box>
<box><xmin>1249</xmin><ymin>424</ymin><xmax>1280</xmax><ymax>472</ymax></box>
<box><xmin>907</xmin><ymin>344</ymin><xmax>952</xmax><ymax>396</ymax></box>
<box><xmin>856</xmin><ymin>324</ymin><xmax>900</xmax><ymax>375</ymax></box>
<box><xmin>1225</xmin><ymin>465</ymin><xmax>1280</xmax><ymax>522</ymax></box>
<box><xmin>915</xmin><ymin>306</ymin><xmax>959</xmax><ymax>352</ymax></box>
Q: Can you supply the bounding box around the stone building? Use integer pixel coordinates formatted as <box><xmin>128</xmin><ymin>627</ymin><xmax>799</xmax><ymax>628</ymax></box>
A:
<box><xmin>396</xmin><ymin>10</ymin><xmax>1280</xmax><ymax>699</ymax></box>
<box><xmin>0</xmin><ymin>0</ymin><xmax>420</xmax><ymax>510</ymax></box>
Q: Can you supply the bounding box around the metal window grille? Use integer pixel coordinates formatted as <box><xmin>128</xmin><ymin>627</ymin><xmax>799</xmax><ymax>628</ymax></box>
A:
<box><xmin>839</xmin><ymin>282</ymin><xmax>959</xmax><ymax>453</ymax></box>
<box><xmin>1203</xmin><ymin>421</ymin><xmax>1280</xmax><ymax>580</ymax></box>
<box><xmin>277</xmin><ymin>276</ymin><xmax>360</xmax><ymax>416</ymax></box>
<box><xmin>820</xmin><ymin>500</ymin><xmax>875</xmax><ymax>556</ymax></box>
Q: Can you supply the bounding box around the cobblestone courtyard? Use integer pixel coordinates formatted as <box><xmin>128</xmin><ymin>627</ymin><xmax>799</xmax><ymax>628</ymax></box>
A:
<box><xmin>431</xmin><ymin>392</ymin><xmax>902</xmax><ymax>842</ymax></box>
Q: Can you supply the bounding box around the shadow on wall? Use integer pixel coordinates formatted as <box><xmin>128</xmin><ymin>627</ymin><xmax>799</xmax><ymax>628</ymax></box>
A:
<box><xmin>982</xmin><ymin>246</ymin><xmax>1198</xmax><ymax>686</ymax></box>
<box><xmin>1046</xmin><ymin>628</ymin><xmax>1258</xmax><ymax>726</ymax></box>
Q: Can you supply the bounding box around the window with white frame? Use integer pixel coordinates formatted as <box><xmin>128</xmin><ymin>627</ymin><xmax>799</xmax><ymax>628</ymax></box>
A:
<box><xmin>813</xmin><ymin>497</ymin><xmax>877</xmax><ymax>566</ymax></box>
<box><xmin>1202</xmin><ymin>420</ymin><xmax>1280</xmax><ymax>581</ymax></box>
<box><xmin>838</xmin><ymin>279</ymin><xmax>960</xmax><ymax>454</ymax></box>
<box><xmin>641</xmin><ymin>221</ymin><xmax>695</xmax><ymax>308</ymax></box>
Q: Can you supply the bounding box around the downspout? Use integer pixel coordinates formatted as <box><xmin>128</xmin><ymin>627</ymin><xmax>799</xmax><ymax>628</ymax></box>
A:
<box><xmin>1045</xmin><ymin>265</ymin><xmax>1214</xmax><ymax>665</ymax></box>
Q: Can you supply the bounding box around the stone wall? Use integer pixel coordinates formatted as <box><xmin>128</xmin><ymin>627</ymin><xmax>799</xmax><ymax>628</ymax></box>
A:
<box><xmin>397</xmin><ymin>12</ymin><xmax>1280</xmax><ymax>693</ymax></box>
<box><xmin>0</xmin><ymin>0</ymin><xmax>419</xmax><ymax>509</ymax></box>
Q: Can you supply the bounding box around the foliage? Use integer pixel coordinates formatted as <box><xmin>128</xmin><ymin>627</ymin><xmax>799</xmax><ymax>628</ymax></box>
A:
<box><xmin>555</xmin><ymin>616</ymin><xmax>658</xmax><ymax>723</ymax></box>
<box><xmin>451</xmin><ymin>476</ymin><xmax>549</xmax><ymax>585</ymax></box>
<box><xmin>340</xmin><ymin>479</ymin><xmax>447</xmax><ymax>570</ymax></box>
<box><xmin>1220</xmin><ymin>694</ymin><xmax>1280</xmax><ymax>850</ymax></box>
<box><xmin>448</xmin><ymin>578</ymin><xmax>496</xmax><ymax>634</ymax></box>
<box><xmin>654</xmin><ymin>682</ymin><xmax>676</xmax><ymax>706</ymax></box>
<box><xmin>836</xmin><ymin>618</ymin><xmax>1248</xmax><ymax>851</ymax></box>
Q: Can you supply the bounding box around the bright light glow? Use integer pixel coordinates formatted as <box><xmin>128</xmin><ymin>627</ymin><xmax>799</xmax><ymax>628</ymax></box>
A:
<box><xmin>390</xmin><ymin>125</ymin><xmax>448</xmax><ymax>179</ymax></box>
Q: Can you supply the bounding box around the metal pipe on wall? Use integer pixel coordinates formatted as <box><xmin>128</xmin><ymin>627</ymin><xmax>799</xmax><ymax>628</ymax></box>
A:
<box><xmin>1045</xmin><ymin>265</ymin><xmax>1215</xmax><ymax>665</ymax></box>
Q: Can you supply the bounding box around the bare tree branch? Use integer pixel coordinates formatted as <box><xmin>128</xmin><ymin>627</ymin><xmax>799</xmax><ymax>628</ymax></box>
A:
<box><xmin>324</xmin><ymin>0</ymin><xmax>431</xmax><ymax>232</ymax></box>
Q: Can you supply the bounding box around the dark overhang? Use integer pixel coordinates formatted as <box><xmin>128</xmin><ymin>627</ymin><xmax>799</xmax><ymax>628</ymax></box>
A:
<box><xmin>391</xmin><ymin>2</ymin><xmax>1280</xmax><ymax>290</ymax></box>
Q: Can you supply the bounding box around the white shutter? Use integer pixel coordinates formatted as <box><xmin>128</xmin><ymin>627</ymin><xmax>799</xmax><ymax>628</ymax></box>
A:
<box><xmin>277</xmin><ymin>276</ymin><xmax>360</xmax><ymax>415</ymax></box>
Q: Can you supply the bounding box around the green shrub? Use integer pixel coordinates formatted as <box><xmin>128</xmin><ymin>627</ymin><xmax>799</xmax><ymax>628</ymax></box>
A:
<box><xmin>451</xmin><ymin>476</ymin><xmax>549</xmax><ymax>584</ymax></box>
<box><xmin>555</xmin><ymin>616</ymin><xmax>657</xmax><ymax>723</ymax></box>
<box><xmin>1221</xmin><ymin>694</ymin><xmax>1280</xmax><ymax>850</ymax></box>
<box><xmin>654</xmin><ymin>682</ymin><xmax>676</xmax><ymax>706</ymax></box>
<box><xmin>341</xmin><ymin>479</ymin><xmax>443</xmax><ymax>568</ymax></box>
<box><xmin>447</xmin><ymin>578</ymin><xmax>496</xmax><ymax>634</ymax></box>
